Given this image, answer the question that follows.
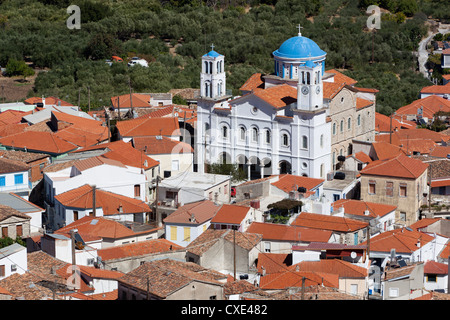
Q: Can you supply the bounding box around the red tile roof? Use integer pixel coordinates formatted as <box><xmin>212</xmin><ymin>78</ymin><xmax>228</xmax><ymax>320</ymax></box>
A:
<box><xmin>116</xmin><ymin>116</ymin><xmax>180</xmax><ymax>137</ymax></box>
<box><xmin>429</xmin><ymin>145</ymin><xmax>450</xmax><ymax>158</ymax></box>
<box><xmin>98</xmin><ymin>239</ymin><xmax>183</xmax><ymax>261</ymax></box>
<box><xmin>332</xmin><ymin>199</ymin><xmax>396</xmax><ymax>218</ymax></box>
<box><xmin>247</xmin><ymin>222</ymin><xmax>332</xmax><ymax>243</ymax></box>
<box><xmin>73</xmin><ymin>156</ymin><xmax>126</xmax><ymax>171</ymax></box>
<box><xmin>375</xmin><ymin>112</ymin><xmax>415</xmax><ymax>133</ymax></box>
<box><xmin>133</xmin><ymin>136</ymin><xmax>193</xmax><ymax>155</ymax></box>
<box><xmin>24</xmin><ymin>96</ymin><xmax>73</xmax><ymax>106</ymax></box>
<box><xmin>326</xmin><ymin>69</ymin><xmax>358</xmax><ymax>86</ymax></box>
<box><xmin>361</xmin><ymin>228</ymin><xmax>434</xmax><ymax>254</ymax></box>
<box><xmin>111</xmin><ymin>93</ymin><xmax>151</xmax><ymax>109</ymax></box>
<box><xmin>356</xmin><ymin>97</ymin><xmax>373</xmax><ymax>110</ymax></box>
<box><xmin>259</xmin><ymin>270</ymin><xmax>339</xmax><ymax>290</ymax></box>
<box><xmin>54</xmin><ymin>184</ymin><xmax>151</xmax><ymax>216</ymax></box>
<box><xmin>421</xmin><ymin>84</ymin><xmax>450</xmax><ymax>95</ymax></box>
<box><xmin>323</xmin><ymin>81</ymin><xmax>345</xmax><ymax>100</ymax></box>
<box><xmin>291</xmin><ymin>212</ymin><xmax>368</xmax><ymax>232</ymax></box>
<box><xmin>163</xmin><ymin>200</ymin><xmax>220</xmax><ymax>224</ymax></box>
<box><xmin>0</xmin><ymin>131</ymin><xmax>78</xmax><ymax>155</ymax></box>
<box><xmin>72</xmin><ymin>140</ymin><xmax>159</xmax><ymax>170</ymax></box>
<box><xmin>395</xmin><ymin>95</ymin><xmax>450</xmax><ymax>119</ymax></box>
<box><xmin>290</xmin><ymin>259</ymin><xmax>368</xmax><ymax>278</ymax></box>
<box><xmin>353</xmin><ymin>151</ymin><xmax>372</xmax><ymax>164</ymax></box>
<box><xmin>252</xmin><ymin>84</ymin><xmax>297</xmax><ymax>109</ymax></box>
<box><xmin>360</xmin><ymin>153</ymin><xmax>428</xmax><ymax>179</ymax></box>
<box><xmin>0</xmin><ymin>109</ymin><xmax>32</xmax><ymax>125</ymax></box>
<box><xmin>409</xmin><ymin>218</ymin><xmax>441</xmax><ymax>230</ymax></box>
<box><xmin>210</xmin><ymin>204</ymin><xmax>251</xmax><ymax>225</ymax></box>
<box><xmin>256</xmin><ymin>252</ymin><xmax>291</xmax><ymax>274</ymax></box>
<box><xmin>424</xmin><ymin>260</ymin><xmax>448</xmax><ymax>275</ymax></box>
<box><xmin>371</xmin><ymin>141</ymin><xmax>406</xmax><ymax>160</ymax></box>
<box><xmin>239</xmin><ymin>73</ymin><xmax>265</xmax><ymax>92</ymax></box>
<box><xmin>271</xmin><ymin>174</ymin><xmax>324</xmax><ymax>194</ymax></box>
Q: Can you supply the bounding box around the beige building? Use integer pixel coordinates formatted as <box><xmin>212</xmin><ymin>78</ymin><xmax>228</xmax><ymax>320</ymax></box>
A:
<box><xmin>323</xmin><ymin>69</ymin><xmax>377</xmax><ymax>169</ymax></box>
<box><xmin>360</xmin><ymin>153</ymin><xmax>428</xmax><ymax>227</ymax></box>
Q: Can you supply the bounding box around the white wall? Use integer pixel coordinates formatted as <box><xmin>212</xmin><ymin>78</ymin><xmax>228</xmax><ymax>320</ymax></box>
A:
<box><xmin>0</xmin><ymin>245</ymin><xmax>27</xmax><ymax>280</ymax></box>
<box><xmin>0</xmin><ymin>170</ymin><xmax>30</xmax><ymax>193</ymax></box>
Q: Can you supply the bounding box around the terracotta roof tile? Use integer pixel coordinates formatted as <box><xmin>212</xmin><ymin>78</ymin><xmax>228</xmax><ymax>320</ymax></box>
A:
<box><xmin>163</xmin><ymin>200</ymin><xmax>220</xmax><ymax>224</ymax></box>
<box><xmin>133</xmin><ymin>136</ymin><xmax>193</xmax><ymax>155</ymax></box>
<box><xmin>421</xmin><ymin>84</ymin><xmax>450</xmax><ymax>95</ymax></box>
<box><xmin>24</xmin><ymin>96</ymin><xmax>73</xmax><ymax>106</ymax></box>
<box><xmin>360</xmin><ymin>153</ymin><xmax>428</xmax><ymax>179</ymax></box>
<box><xmin>247</xmin><ymin>222</ymin><xmax>332</xmax><ymax>243</ymax></box>
<box><xmin>271</xmin><ymin>174</ymin><xmax>324</xmax><ymax>194</ymax></box>
<box><xmin>111</xmin><ymin>93</ymin><xmax>151</xmax><ymax>109</ymax></box>
<box><xmin>395</xmin><ymin>95</ymin><xmax>450</xmax><ymax>119</ymax></box>
<box><xmin>256</xmin><ymin>252</ymin><xmax>292</xmax><ymax>274</ymax></box>
<box><xmin>54</xmin><ymin>184</ymin><xmax>150</xmax><ymax>217</ymax></box>
<box><xmin>424</xmin><ymin>260</ymin><xmax>448</xmax><ymax>275</ymax></box>
<box><xmin>116</xmin><ymin>116</ymin><xmax>180</xmax><ymax>137</ymax></box>
<box><xmin>290</xmin><ymin>259</ymin><xmax>368</xmax><ymax>278</ymax></box>
<box><xmin>291</xmin><ymin>212</ymin><xmax>368</xmax><ymax>232</ymax></box>
<box><xmin>98</xmin><ymin>239</ymin><xmax>183</xmax><ymax>261</ymax></box>
<box><xmin>259</xmin><ymin>270</ymin><xmax>339</xmax><ymax>290</ymax></box>
<box><xmin>356</xmin><ymin>97</ymin><xmax>373</xmax><ymax>110</ymax></box>
<box><xmin>371</xmin><ymin>141</ymin><xmax>406</xmax><ymax>160</ymax></box>
<box><xmin>252</xmin><ymin>84</ymin><xmax>297</xmax><ymax>109</ymax></box>
<box><xmin>326</xmin><ymin>69</ymin><xmax>358</xmax><ymax>86</ymax></box>
<box><xmin>210</xmin><ymin>204</ymin><xmax>250</xmax><ymax>225</ymax></box>
<box><xmin>239</xmin><ymin>73</ymin><xmax>265</xmax><ymax>92</ymax></box>
<box><xmin>323</xmin><ymin>81</ymin><xmax>346</xmax><ymax>99</ymax></box>
<box><xmin>332</xmin><ymin>199</ymin><xmax>396</xmax><ymax>218</ymax></box>
<box><xmin>375</xmin><ymin>112</ymin><xmax>415</xmax><ymax>133</ymax></box>
<box><xmin>0</xmin><ymin>157</ymin><xmax>30</xmax><ymax>174</ymax></box>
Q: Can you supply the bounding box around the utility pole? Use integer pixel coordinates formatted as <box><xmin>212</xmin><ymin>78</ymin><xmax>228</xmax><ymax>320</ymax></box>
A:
<box><xmin>69</xmin><ymin>229</ymin><xmax>77</xmax><ymax>291</ymax></box>
<box><xmin>155</xmin><ymin>176</ymin><xmax>160</xmax><ymax>227</ymax></box>
<box><xmin>107</xmin><ymin>115</ymin><xmax>111</xmax><ymax>143</ymax></box>
<box><xmin>88</xmin><ymin>86</ymin><xmax>91</xmax><ymax>112</ymax></box>
<box><xmin>301</xmin><ymin>277</ymin><xmax>306</xmax><ymax>300</ymax></box>
<box><xmin>92</xmin><ymin>185</ymin><xmax>96</xmax><ymax>217</ymax></box>
<box><xmin>233</xmin><ymin>228</ymin><xmax>237</xmax><ymax>280</ymax></box>
<box><xmin>366</xmin><ymin>225</ymin><xmax>370</xmax><ymax>263</ymax></box>
<box><xmin>78</xmin><ymin>87</ymin><xmax>81</xmax><ymax>108</ymax></box>
<box><xmin>129</xmin><ymin>78</ymin><xmax>133</xmax><ymax>115</ymax></box>
<box><xmin>117</xmin><ymin>95</ymin><xmax>121</xmax><ymax>120</ymax></box>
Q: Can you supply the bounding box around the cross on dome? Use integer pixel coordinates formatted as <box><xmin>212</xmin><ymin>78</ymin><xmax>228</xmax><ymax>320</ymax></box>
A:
<box><xmin>297</xmin><ymin>24</ymin><xmax>303</xmax><ymax>36</ymax></box>
<box><xmin>211</xmin><ymin>43</ymin><xmax>215</xmax><ymax>51</ymax></box>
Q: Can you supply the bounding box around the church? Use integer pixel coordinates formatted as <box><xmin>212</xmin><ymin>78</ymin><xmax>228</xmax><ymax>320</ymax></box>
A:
<box><xmin>195</xmin><ymin>28</ymin><xmax>377</xmax><ymax>180</ymax></box>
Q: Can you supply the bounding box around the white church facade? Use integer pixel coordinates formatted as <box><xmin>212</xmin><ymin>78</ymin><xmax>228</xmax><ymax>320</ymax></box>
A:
<box><xmin>195</xmin><ymin>29</ymin><xmax>376</xmax><ymax>180</ymax></box>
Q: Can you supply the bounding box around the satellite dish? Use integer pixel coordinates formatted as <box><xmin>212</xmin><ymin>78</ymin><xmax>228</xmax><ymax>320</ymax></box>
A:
<box><xmin>350</xmin><ymin>251</ymin><xmax>357</xmax><ymax>259</ymax></box>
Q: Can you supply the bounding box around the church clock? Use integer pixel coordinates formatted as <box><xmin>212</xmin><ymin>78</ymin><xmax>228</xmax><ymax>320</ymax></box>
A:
<box><xmin>301</xmin><ymin>86</ymin><xmax>309</xmax><ymax>95</ymax></box>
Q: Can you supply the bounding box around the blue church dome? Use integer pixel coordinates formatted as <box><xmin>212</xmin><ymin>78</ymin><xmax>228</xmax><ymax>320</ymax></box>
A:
<box><xmin>273</xmin><ymin>35</ymin><xmax>326</xmax><ymax>59</ymax></box>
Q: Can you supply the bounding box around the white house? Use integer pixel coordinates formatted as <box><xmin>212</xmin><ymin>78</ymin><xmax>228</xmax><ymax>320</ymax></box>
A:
<box><xmin>0</xmin><ymin>158</ymin><xmax>31</xmax><ymax>200</ymax></box>
<box><xmin>158</xmin><ymin>171</ymin><xmax>231</xmax><ymax>207</ymax></box>
<box><xmin>0</xmin><ymin>243</ymin><xmax>27</xmax><ymax>280</ymax></box>
<box><xmin>423</xmin><ymin>260</ymin><xmax>448</xmax><ymax>293</ymax></box>
<box><xmin>40</xmin><ymin>232</ymin><xmax>101</xmax><ymax>267</ymax></box>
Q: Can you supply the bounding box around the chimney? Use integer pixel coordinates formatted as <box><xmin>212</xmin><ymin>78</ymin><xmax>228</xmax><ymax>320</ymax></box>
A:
<box><xmin>42</xmin><ymin>95</ymin><xmax>45</xmax><ymax>108</ymax></box>
<box><xmin>364</xmin><ymin>209</ymin><xmax>370</xmax><ymax>216</ymax></box>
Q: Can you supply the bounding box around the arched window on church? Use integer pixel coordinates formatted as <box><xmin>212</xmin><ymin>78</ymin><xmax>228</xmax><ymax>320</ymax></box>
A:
<box><xmin>205</xmin><ymin>82</ymin><xmax>210</xmax><ymax>98</ymax></box>
<box><xmin>301</xmin><ymin>71</ymin><xmax>305</xmax><ymax>85</ymax></box>
<box><xmin>204</xmin><ymin>61</ymin><xmax>208</xmax><ymax>74</ymax></box>
<box><xmin>209</xmin><ymin>62</ymin><xmax>213</xmax><ymax>74</ymax></box>
<box><xmin>252</xmin><ymin>127</ymin><xmax>258</xmax><ymax>143</ymax></box>
<box><xmin>320</xmin><ymin>163</ymin><xmax>324</xmax><ymax>178</ymax></box>
<box><xmin>265</xmin><ymin>130</ymin><xmax>271</xmax><ymax>144</ymax></box>
<box><xmin>333</xmin><ymin>123</ymin><xmax>336</xmax><ymax>135</ymax></box>
<box><xmin>320</xmin><ymin>134</ymin><xmax>324</xmax><ymax>148</ymax></box>
<box><xmin>340</xmin><ymin>120</ymin><xmax>344</xmax><ymax>133</ymax></box>
<box><xmin>302</xmin><ymin>136</ymin><xmax>308</xmax><ymax>149</ymax></box>
<box><xmin>348</xmin><ymin>117</ymin><xmax>351</xmax><ymax>130</ymax></box>
<box><xmin>357</xmin><ymin>114</ymin><xmax>361</xmax><ymax>126</ymax></box>
<box><xmin>282</xmin><ymin>133</ymin><xmax>289</xmax><ymax>147</ymax></box>
<box><xmin>240</xmin><ymin>127</ymin><xmax>246</xmax><ymax>141</ymax></box>
<box><xmin>217</xmin><ymin>61</ymin><xmax>221</xmax><ymax>73</ymax></box>
<box><xmin>222</xmin><ymin>126</ymin><xmax>228</xmax><ymax>139</ymax></box>
<box><xmin>306</xmin><ymin>72</ymin><xmax>310</xmax><ymax>85</ymax></box>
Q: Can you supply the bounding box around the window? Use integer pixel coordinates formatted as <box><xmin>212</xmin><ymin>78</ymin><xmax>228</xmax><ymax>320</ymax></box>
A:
<box><xmin>320</xmin><ymin>134</ymin><xmax>324</xmax><ymax>148</ymax></box>
<box><xmin>369</xmin><ymin>180</ymin><xmax>376</xmax><ymax>194</ymax></box>
<box><xmin>224</xmin><ymin>184</ymin><xmax>228</xmax><ymax>194</ymax></box>
<box><xmin>73</xmin><ymin>211</ymin><xmax>79</xmax><ymax>221</ymax></box>
<box><xmin>0</xmin><ymin>176</ymin><xmax>4</xmax><ymax>187</ymax></box>
<box><xmin>264</xmin><ymin>242</ymin><xmax>271</xmax><ymax>253</ymax></box>
<box><xmin>252</xmin><ymin>127</ymin><xmax>258</xmax><ymax>142</ymax></box>
<box><xmin>265</xmin><ymin>130</ymin><xmax>271</xmax><ymax>144</ymax></box>
<box><xmin>282</xmin><ymin>134</ymin><xmax>289</xmax><ymax>147</ymax></box>
<box><xmin>333</xmin><ymin>123</ymin><xmax>336</xmax><ymax>135</ymax></box>
<box><xmin>240</xmin><ymin>127</ymin><xmax>246</xmax><ymax>141</ymax></box>
<box><xmin>222</xmin><ymin>126</ymin><xmax>228</xmax><ymax>139</ymax></box>
<box><xmin>183</xmin><ymin>227</ymin><xmax>191</xmax><ymax>242</ymax></box>
<box><xmin>14</xmin><ymin>174</ymin><xmax>23</xmax><ymax>185</ymax></box>
<box><xmin>170</xmin><ymin>226</ymin><xmax>177</xmax><ymax>241</ymax></box>
<box><xmin>302</xmin><ymin>136</ymin><xmax>308</xmax><ymax>149</ymax></box>
<box><xmin>400</xmin><ymin>184</ymin><xmax>407</xmax><ymax>197</ymax></box>
<box><xmin>400</xmin><ymin>212</ymin><xmax>406</xmax><ymax>221</ymax></box>
<box><xmin>357</xmin><ymin>114</ymin><xmax>361</xmax><ymax>126</ymax></box>
<box><xmin>134</xmin><ymin>184</ymin><xmax>141</xmax><ymax>198</ymax></box>
<box><xmin>171</xmin><ymin>160</ymin><xmax>179</xmax><ymax>171</ymax></box>
<box><xmin>386</xmin><ymin>182</ymin><xmax>393</xmax><ymax>197</ymax></box>
<box><xmin>350</xmin><ymin>284</ymin><xmax>358</xmax><ymax>295</ymax></box>
<box><xmin>0</xmin><ymin>265</ymin><xmax>4</xmax><ymax>277</ymax></box>
<box><xmin>320</xmin><ymin>164</ymin><xmax>324</xmax><ymax>178</ymax></box>
<box><xmin>340</xmin><ymin>120</ymin><xmax>344</xmax><ymax>133</ymax></box>
<box><xmin>348</xmin><ymin>117</ymin><xmax>351</xmax><ymax>130</ymax></box>
<box><xmin>203</xmin><ymin>224</ymin><xmax>207</xmax><ymax>232</ymax></box>
<box><xmin>427</xmin><ymin>275</ymin><xmax>437</xmax><ymax>282</ymax></box>
<box><xmin>209</xmin><ymin>191</ymin><xmax>213</xmax><ymax>200</ymax></box>
<box><xmin>389</xmin><ymin>288</ymin><xmax>399</xmax><ymax>298</ymax></box>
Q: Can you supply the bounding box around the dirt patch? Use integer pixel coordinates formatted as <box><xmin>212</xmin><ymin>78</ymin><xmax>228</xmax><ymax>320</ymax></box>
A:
<box><xmin>0</xmin><ymin>73</ymin><xmax>36</xmax><ymax>102</ymax></box>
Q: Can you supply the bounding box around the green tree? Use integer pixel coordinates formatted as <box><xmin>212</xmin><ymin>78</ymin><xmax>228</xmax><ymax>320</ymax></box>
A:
<box><xmin>5</xmin><ymin>58</ymin><xmax>34</xmax><ymax>80</ymax></box>
<box><xmin>206</xmin><ymin>163</ymin><xmax>246</xmax><ymax>183</ymax></box>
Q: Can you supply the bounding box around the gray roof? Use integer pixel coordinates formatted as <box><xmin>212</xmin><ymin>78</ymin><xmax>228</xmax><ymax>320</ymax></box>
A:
<box><xmin>0</xmin><ymin>192</ymin><xmax>43</xmax><ymax>213</ymax></box>
<box><xmin>0</xmin><ymin>243</ymin><xmax>26</xmax><ymax>257</ymax></box>
<box><xmin>160</xmin><ymin>172</ymin><xmax>230</xmax><ymax>191</ymax></box>
<box><xmin>22</xmin><ymin>106</ymin><xmax>94</xmax><ymax>125</ymax></box>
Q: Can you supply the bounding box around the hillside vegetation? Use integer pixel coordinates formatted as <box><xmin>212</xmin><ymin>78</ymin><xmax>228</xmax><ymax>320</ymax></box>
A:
<box><xmin>0</xmin><ymin>0</ymin><xmax>446</xmax><ymax>114</ymax></box>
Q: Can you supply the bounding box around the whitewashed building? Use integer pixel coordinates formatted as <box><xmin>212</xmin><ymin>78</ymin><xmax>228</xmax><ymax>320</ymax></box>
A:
<box><xmin>0</xmin><ymin>243</ymin><xmax>27</xmax><ymax>280</ymax></box>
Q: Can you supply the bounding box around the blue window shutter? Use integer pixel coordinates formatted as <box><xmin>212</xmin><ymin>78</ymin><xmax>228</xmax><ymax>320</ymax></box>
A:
<box><xmin>0</xmin><ymin>176</ymin><xmax>5</xmax><ymax>186</ymax></box>
<box><xmin>14</xmin><ymin>174</ymin><xmax>23</xmax><ymax>185</ymax></box>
